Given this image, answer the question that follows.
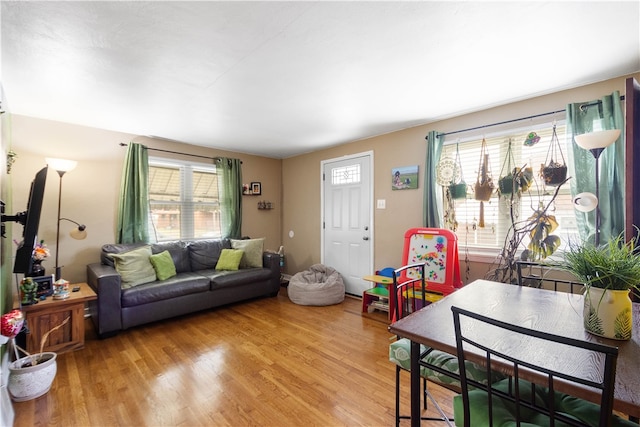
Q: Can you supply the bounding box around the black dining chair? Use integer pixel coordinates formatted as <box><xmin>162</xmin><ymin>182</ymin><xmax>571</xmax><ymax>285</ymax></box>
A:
<box><xmin>450</xmin><ymin>305</ymin><xmax>636</xmax><ymax>427</ymax></box>
<box><xmin>516</xmin><ymin>260</ymin><xmax>584</xmax><ymax>294</ymax></box>
<box><xmin>388</xmin><ymin>262</ymin><xmax>455</xmax><ymax>426</ymax></box>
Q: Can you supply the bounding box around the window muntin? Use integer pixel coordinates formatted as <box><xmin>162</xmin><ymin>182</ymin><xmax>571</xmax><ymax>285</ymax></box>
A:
<box><xmin>331</xmin><ymin>164</ymin><xmax>361</xmax><ymax>185</ymax></box>
<box><xmin>443</xmin><ymin>123</ymin><xmax>579</xmax><ymax>255</ymax></box>
<box><xmin>149</xmin><ymin>160</ymin><xmax>221</xmax><ymax>241</ymax></box>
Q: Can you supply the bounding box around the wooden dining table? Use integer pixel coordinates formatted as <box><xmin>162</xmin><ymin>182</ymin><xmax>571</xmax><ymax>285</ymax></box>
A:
<box><xmin>388</xmin><ymin>279</ymin><xmax>640</xmax><ymax>426</ymax></box>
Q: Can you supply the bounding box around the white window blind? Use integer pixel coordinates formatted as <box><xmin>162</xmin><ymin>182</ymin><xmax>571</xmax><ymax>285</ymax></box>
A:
<box><xmin>442</xmin><ymin>122</ymin><xmax>579</xmax><ymax>256</ymax></box>
<box><xmin>148</xmin><ymin>159</ymin><xmax>221</xmax><ymax>241</ymax></box>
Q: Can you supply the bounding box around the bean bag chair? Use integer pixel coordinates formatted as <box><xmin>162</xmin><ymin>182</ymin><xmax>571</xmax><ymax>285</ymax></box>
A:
<box><xmin>288</xmin><ymin>264</ymin><xmax>345</xmax><ymax>306</ymax></box>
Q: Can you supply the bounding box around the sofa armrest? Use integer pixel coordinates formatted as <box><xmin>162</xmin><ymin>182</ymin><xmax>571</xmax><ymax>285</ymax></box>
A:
<box><xmin>263</xmin><ymin>252</ymin><xmax>282</xmax><ymax>291</ymax></box>
<box><xmin>86</xmin><ymin>262</ymin><xmax>123</xmax><ymax>337</ymax></box>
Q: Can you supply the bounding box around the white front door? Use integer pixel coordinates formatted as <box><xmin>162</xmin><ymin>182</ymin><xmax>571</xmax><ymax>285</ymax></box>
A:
<box><xmin>321</xmin><ymin>152</ymin><xmax>373</xmax><ymax>296</ymax></box>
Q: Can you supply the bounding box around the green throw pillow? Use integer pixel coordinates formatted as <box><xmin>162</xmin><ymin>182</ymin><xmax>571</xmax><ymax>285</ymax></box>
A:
<box><xmin>109</xmin><ymin>246</ymin><xmax>157</xmax><ymax>289</ymax></box>
<box><xmin>215</xmin><ymin>249</ymin><xmax>244</xmax><ymax>271</ymax></box>
<box><xmin>230</xmin><ymin>238</ymin><xmax>265</xmax><ymax>268</ymax></box>
<box><xmin>149</xmin><ymin>250</ymin><xmax>177</xmax><ymax>281</ymax></box>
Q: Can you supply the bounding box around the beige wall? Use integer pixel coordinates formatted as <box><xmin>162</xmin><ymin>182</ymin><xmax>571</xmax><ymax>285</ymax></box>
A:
<box><xmin>8</xmin><ymin>116</ymin><xmax>282</xmax><ymax>290</ymax></box>
<box><xmin>282</xmin><ymin>73</ymin><xmax>640</xmax><ymax>282</ymax></box>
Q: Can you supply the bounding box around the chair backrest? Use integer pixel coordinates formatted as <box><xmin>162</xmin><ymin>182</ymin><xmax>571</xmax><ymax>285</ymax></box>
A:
<box><xmin>451</xmin><ymin>305</ymin><xmax>619</xmax><ymax>427</ymax></box>
<box><xmin>392</xmin><ymin>263</ymin><xmax>426</xmax><ymax>322</ymax></box>
<box><xmin>401</xmin><ymin>228</ymin><xmax>462</xmax><ymax>295</ymax></box>
<box><xmin>516</xmin><ymin>261</ymin><xmax>584</xmax><ymax>294</ymax></box>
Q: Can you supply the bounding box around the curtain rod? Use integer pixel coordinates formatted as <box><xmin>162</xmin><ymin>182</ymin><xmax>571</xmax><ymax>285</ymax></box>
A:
<box><xmin>430</xmin><ymin>96</ymin><xmax>625</xmax><ymax>140</ymax></box>
<box><xmin>119</xmin><ymin>142</ymin><xmax>242</xmax><ymax>164</ymax></box>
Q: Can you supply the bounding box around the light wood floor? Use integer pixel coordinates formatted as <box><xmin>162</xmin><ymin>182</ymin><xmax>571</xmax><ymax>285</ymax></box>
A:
<box><xmin>12</xmin><ymin>287</ymin><xmax>456</xmax><ymax>426</ymax></box>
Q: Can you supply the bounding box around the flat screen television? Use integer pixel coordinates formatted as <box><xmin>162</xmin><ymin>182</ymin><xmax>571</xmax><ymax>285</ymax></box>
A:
<box><xmin>10</xmin><ymin>166</ymin><xmax>48</xmax><ymax>274</ymax></box>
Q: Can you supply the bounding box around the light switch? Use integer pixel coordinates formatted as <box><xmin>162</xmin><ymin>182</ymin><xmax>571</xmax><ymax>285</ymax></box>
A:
<box><xmin>377</xmin><ymin>199</ymin><xmax>386</xmax><ymax>209</ymax></box>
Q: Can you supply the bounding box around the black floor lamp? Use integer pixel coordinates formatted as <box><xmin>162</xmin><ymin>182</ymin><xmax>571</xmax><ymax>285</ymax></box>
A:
<box><xmin>46</xmin><ymin>158</ymin><xmax>88</xmax><ymax>280</ymax></box>
<box><xmin>573</xmin><ymin>128</ymin><xmax>621</xmax><ymax>247</ymax></box>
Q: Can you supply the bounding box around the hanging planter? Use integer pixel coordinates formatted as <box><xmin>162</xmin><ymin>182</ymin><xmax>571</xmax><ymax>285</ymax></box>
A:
<box><xmin>498</xmin><ymin>139</ymin><xmax>517</xmax><ymax>196</ymax></box>
<box><xmin>515</xmin><ymin>166</ymin><xmax>534</xmax><ymax>193</ymax></box>
<box><xmin>474</xmin><ymin>139</ymin><xmax>495</xmax><ymax>202</ymax></box>
<box><xmin>540</xmin><ymin>124</ymin><xmax>567</xmax><ymax>186</ymax></box>
<box><xmin>449</xmin><ymin>143</ymin><xmax>467</xmax><ymax>200</ymax></box>
<box><xmin>474</xmin><ymin>138</ymin><xmax>495</xmax><ymax>228</ymax></box>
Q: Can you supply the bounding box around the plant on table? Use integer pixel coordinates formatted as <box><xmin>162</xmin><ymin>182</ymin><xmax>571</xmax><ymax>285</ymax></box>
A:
<box><xmin>554</xmin><ymin>230</ymin><xmax>640</xmax><ymax>340</ymax></box>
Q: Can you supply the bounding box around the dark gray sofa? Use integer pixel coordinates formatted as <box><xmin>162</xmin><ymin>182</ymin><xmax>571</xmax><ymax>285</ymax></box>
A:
<box><xmin>86</xmin><ymin>239</ymin><xmax>281</xmax><ymax>337</ymax></box>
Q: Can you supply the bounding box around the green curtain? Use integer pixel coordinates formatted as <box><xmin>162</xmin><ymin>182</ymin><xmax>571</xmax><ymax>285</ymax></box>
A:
<box><xmin>217</xmin><ymin>157</ymin><xmax>242</xmax><ymax>239</ymax></box>
<box><xmin>116</xmin><ymin>142</ymin><xmax>149</xmax><ymax>244</ymax></box>
<box><xmin>566</xmin><ymin>91</ymin><xmax>625</xmax><ymax>244</ymax></box>
<box><xmin>423</xmin><ymin>130</ymin><xmax>444</xmax><ymax>227</ymax></box>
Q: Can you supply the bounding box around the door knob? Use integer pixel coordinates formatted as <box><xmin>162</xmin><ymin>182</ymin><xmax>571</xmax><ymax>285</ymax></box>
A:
<box><xmin>363</xmin><ymin>236</ymin><xmax>369</xmax><ymax>241</ymax></box>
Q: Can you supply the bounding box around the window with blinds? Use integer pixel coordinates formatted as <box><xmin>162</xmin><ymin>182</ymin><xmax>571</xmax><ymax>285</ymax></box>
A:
<box><xmin>442</xmin><ymin>122</ymin><xmax>579</xmax><ymax>255</ymax></box>
<box><xmin>148</xmin><ymin>159</ymin><xmax>221</xmax><ymax>241</ymax></box>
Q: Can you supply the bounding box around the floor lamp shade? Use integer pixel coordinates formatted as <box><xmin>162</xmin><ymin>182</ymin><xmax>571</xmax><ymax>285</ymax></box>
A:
<box><xmin>574</xmin><ymin>129</ymin><xmax>621</xmax><ymax>151</ymax></box>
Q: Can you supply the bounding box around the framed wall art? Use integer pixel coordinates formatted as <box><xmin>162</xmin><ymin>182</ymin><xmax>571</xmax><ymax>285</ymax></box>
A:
<box><xmin>251</xmin><ymin>182</ymin><xmax>262</xmax><ymax>195</ymax></box>
<box><xmin>392</xmin><ymin>165</ymin><xmax>419</xmax><ymax>190</ymax></box>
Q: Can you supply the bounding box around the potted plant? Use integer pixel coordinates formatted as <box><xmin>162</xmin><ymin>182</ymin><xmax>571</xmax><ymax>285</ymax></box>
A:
<box><xmin>556</xmin><ymin>231</ymin><xmax>640</xmax><ymax>340</ymax></box>
<box><xmin>1</xmin><ymin>310</ymin><xmax>70</xmax><ymax>401</ymax></box>
<box><xmin>485</xmin><ymin>174</ymin><xmax>567</xmax><ymax>285</ymax></box>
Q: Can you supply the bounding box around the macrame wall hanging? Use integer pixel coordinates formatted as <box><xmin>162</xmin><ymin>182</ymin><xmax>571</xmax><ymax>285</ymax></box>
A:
<box><xmin>436</xmin><ymin>152</ymin><xmax>461</xmax><ymax>232</ymax></box>
<box><xmin>474</xmin><ymin>138</ymin><xmax>495</xmax><ymax>227</ymax></box>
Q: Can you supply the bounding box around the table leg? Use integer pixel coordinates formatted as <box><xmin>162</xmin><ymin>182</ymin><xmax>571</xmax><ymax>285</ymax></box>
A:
<box><xmin>410</xmin><ymin>340</ymin><xmax>420</xmax><ymax>427</ymax></box>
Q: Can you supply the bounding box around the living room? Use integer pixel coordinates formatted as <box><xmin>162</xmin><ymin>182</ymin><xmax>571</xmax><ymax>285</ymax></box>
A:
<box><xmin>2</xmin><ymin>2</ymin><xmax>640</xmax><ymax>426</ymax></box>
<box><xmin>5</xmin><ymin>75</ymin><xmax>638</xmax><ymax>288</ymax></box>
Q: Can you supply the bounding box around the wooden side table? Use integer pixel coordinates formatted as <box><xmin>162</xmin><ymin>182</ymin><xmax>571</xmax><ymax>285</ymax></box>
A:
<box><xmin>21</xmin><ymin>282</ymin><xmax>97</xmax><ymax>354</ymax></box>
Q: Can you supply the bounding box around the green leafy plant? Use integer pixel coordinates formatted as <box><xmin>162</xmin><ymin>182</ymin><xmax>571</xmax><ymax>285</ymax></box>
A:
<box><xmin>485</xmin><ymin>171</ymin><xmax>567</xmax><ymax>285</ymax></box>
<box><xmin>556</xmin><ymin>230</ymin><xmax>640</xmax><ymax>291</ymax></box>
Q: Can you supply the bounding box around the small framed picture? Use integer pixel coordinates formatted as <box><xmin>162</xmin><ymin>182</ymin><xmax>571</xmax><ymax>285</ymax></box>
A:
<box><xmin>34</xmin><ymin>274</ymin><xmax>55</xmax><ymax>297</ymax></box>
<box><xmin>392</xmin><ymin>165</ymin><xmax>419</xmax><ymax>190</ymax></box>
<box><xmin>251</xmin><ymin>182</ymin><xmax>262</xmax><ymax>195</ymax></box>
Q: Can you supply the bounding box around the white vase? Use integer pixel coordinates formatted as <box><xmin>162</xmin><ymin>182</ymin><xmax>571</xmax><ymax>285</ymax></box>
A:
<box><xmin>583</xmin><ymin>287</ymin><xmax>633</xmax><ymax>340</ymax></box>
<box><xmin>8</xmin><ymin>352</ymin><xmax>57</xmax><ymax>401</ymax></box>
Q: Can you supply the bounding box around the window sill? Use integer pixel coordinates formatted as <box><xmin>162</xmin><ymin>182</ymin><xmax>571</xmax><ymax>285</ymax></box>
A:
<box><xmin>462</xmin><ymin>248</ymin><xmax>565</xmax><ymax>264</ymax></box>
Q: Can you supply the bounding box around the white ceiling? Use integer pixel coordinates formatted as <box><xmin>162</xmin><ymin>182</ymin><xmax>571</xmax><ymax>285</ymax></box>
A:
<box><xmin>2</xmin><ymin>1</ymin><xmax>639</xmax><ymax>159</ymax></box>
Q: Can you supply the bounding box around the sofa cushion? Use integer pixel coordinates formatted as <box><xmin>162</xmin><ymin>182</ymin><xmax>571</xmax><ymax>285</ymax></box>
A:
<box><xmin>215</xmin><ymin>249</ymin><xmax>244</xmax><ymax>271</ymax></box>
<box><xmin>121</xmin><ymin>272</ymin><xmax>211</xmax><ymax>307</ymax></box>
<box><xmin>109</xmin><ymin>246</ymin><xmax>157</xmax><ymax>289</ymax></box>
<box><xmin>204</xmin><ymin>268</ymin><xmax>274</xmax><ymax>290</ymax></box>
<box><xmin>189</xmin><ymin>239</ymin><xmax>231</xmax><ymax>271</ymax></box>
<box><xmin>149</xmin><ymin>250</ymin><xmax>177</xmax><ymax>280</ymax></box>
<box><xmin>231</xmin><ymin>238</ymin><xmax>265</xmax><ymax>268</ymax></box>
<box><xmin>151</xmin><ymin>241</ymin><xmax>190</xmax><ymax>273</ymax></box>
<box><xmin>101</xmin><ymin>243</ymin><xmax>147</xmax><ymax>268</ymax></box>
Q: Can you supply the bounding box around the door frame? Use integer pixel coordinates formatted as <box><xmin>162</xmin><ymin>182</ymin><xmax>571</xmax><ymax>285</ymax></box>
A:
<box><xmin>320</xmin><ymin>150</ymin><xmax>374</xmax><ymax>278</ymax></box>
